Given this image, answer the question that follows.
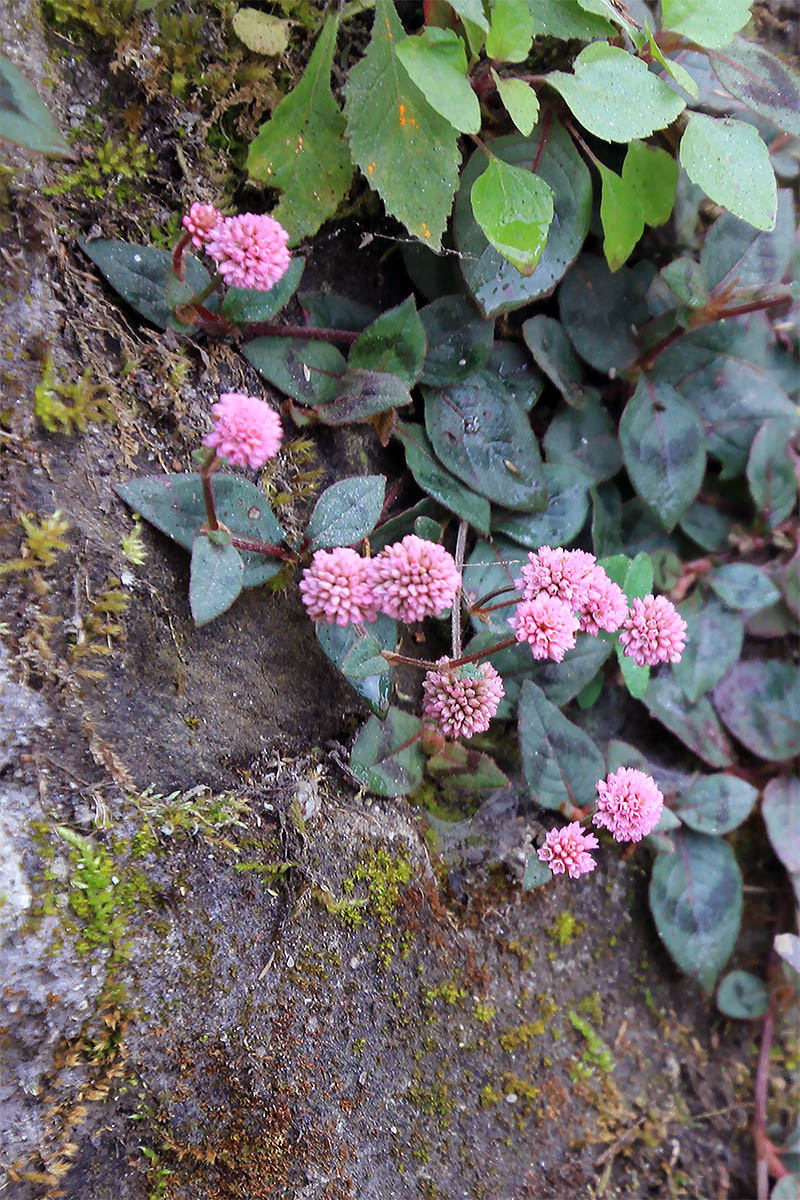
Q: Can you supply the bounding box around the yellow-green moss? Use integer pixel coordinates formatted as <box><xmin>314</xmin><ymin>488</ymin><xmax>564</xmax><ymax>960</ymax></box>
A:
<box><xmin>546</xmin><ymin>911</ymin><xmax>584</xmax><ymax>946</ymax></box>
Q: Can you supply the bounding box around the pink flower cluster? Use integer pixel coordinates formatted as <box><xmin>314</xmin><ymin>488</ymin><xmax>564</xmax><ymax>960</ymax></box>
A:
<box><xmin>182</xmin><ymin>202</ymin><xmax>222</xmax><ymax>247</ymax></box>
<box><xmin>510</xmin><ymin>546</ymin><xmax>684</xmax><ymax>667</ymax></box>
<box><xmin>594</xmin><ymin>767</ymin><xmax>664</xmax><ymax>842</ymax></box>
<box><xmin>538</xmin><ymin>822</ymin><xmax>598</xmax><ymax>879</ymax></box>
<box><xmin>203</xmin><ymin>392</ymin><xmax>282</xmax><ymax>469</ymax></box>
<box><xmin>300</xmin><ymin>535</ymin><xmax>461</xmax><ymax>628</ymax></box>
<box><xmin>422</xmin><ymin>659</ymin><xmax>504</xmax><ymax>741</ymax></box>
<box><xmin>205</xmin><ymin>212</ymin><xmax>291</xmax><ymax>292</ymax></box>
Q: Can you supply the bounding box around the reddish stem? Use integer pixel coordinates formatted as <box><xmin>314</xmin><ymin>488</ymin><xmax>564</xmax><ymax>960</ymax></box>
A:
<box><xmin>229</xmin><ymin>536</ymin><xmax>298</xmax><ymax>562</ymax></box>
<box><xmin>240</xmin><ymin>323</ymin><xmax>359</xmax><ymax>345</ymax></box>
<box><xmin>172</xmin><ymin>231</ymin><xmax>192</xmax><ymax>281</ymax></box>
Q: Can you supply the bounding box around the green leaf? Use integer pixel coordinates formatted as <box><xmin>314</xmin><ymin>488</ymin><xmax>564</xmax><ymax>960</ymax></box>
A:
<box><xmin>298</xmin><ymin>292</ymin><xmax>378</xmax><ymax>332</ymax></box>
<box><xmin>316</xmin><ymin>614</ymin><xmax>396</xmax><ymax>717</ymax></box>
<box><xmin>661</xmin><ymin>0</ymin><xmax>752</xmax><ymax>49</ymax></box>
<box><xmin>674</xmin><ymin>774</ymin><xmax>758</xmax><ymax>835</ymax></box>
<box><xmin>598</xmin><ymin>161</ymin><xmax>645</xmax><ymax>273</ymax></box>
<box><xmin>368</xmin><ymin>498</ymin><xmax>443</xmax><ymax>553</ymax></box>
<box><xmin>623</xmin><ymin>139</ymin><xmax>679</xmax><ymax>227</ymax></box>
<box><xmin>660</xmin><ymin>256</ymin><xmax>709</xmax><ymax>308</ymax></box>
<box><xmin>710</xmin><ymin>40</ymin><xmax>800</xmax><ymax>139</ymax></box>
<box><xmin>679</xmin><ymin>502</ymin><xmax>732</xmax><ymax>551</ymax></box>
<box><xmin>649</xmin><ymin>831</ymin><xmax>742</xmax><ymax>991</ymax></box>
<box><xmin>189</xmin><ymin>534</ymin><xmax>245</xmax><ymax>626</ymax></box>
<box><xmin>423</xmin><ymin>376</ymin><xmax>546</xmax><ymax>512</ymax></box>
<box><xmin>558</xmin><ymin>254</ymin><xmax>649</xmax><ymax>375</ymax></box>
<box><xmin>0</xmin><ymin>52</ymin><xmax>72</xmax><ymax>157</ymax></box>
<box><xmin>450</xmin><ymin>0</ymin><xmax>489</xmax><ymax>32</ymax></box>
<box><xmin>426</xmin><ymin>743</ymin><xmax>510</xmax><ymax>789</ymax></box>
<box><xmin>622</xmin><ymin>552</ymin><xmax>653</xmax><ymax>601</ymax></box>
<box><xmin>219</xmin><ymin>258</ymin><xmax>305</xmax><ymax>324</ymax></box>
<box><xmin>518</xmin><ymin>680</ymin><xmax>605</xmax><ymax>815</ymax></box>
<box><xmin>619</xmin><ymin>377</ymin><xmax>706</xmax><ymax>530</ymax></box>
<box><xmin>529</xmin><ymin>0</ymin><xmax>614</xmax><ymax>39</ymax></box>
<box><xmin>747</xmin><ymin>418</ymin><xmax>798</xmax><ymax>528</ymax></box>
<box><xmin>544</xmin><ymin>395</ymin><xmax>622</xmax><ymax>483</ymax></box>
<box><xmin>643</xmin><ymin>674</ymin><xmax>733</xmax><ymax>768</ymax></box>
<box><xmin>396</xmin><ymin>27</ymin><xmax>480</xmax><ymax>134</ymax></box>
<box><xmin>492</xmin><ymin>71</ymin><xmax>539</xmax><ymax>135</ymax></box>
<box><xmin>591</xmin><ymin>485</ymin><xmax>623</xmax><ymax>557</ymax></box>
<box><xmin>350</xmin><ymin>707</ymin><xmax>425</xmax><ymax>796</ymax></box>
<box><xmin>493</xmin><ymin>463</ymin><xmax>590</xmax><ymax>549</ymax></box>
<box><xmin>348</xmin><ymin>296</ymin><xmax>426</xmax><ymax>387</ymax></box>
<box><xmin>680</xmin><ymin>113</ymin><xmax>777</xmax><ymax>231</ymax></box>
<box><xmin>315</xmin><ymin>368</ymin><xmax>413</xmax><ymax>425</ymax></box>
<box><xmin>522</xmin><ymin>315</ymin><xmax>592</xmax><ymax>410</ymax></box>
<box><xmin>646</xmin><ymin>26</ymin><xmax>699</xmax><ymax>98</ymax></box>
<box><xmin>115</xmin><ymin>474</ymin><xmax>286</xmax><ymax>588</ymax></box>
<box><xmin>463</xmin><ymin>538</ymin><xmax>525</xmax><ymax>637</ymax></box>
<box><xmin>701</xmin><ymin>190</ymin><xmax>794</xmax><ymax>290</ymax></box>
<box><xmin>343</xmin><ymin>0</ymin><xmax>461</xmax><ymax>248</ymax></box>
<box><xmin>306</xmin><ymin>476</ymin><xmax>386</xmax><ymax>549</ymax></box>
<box><xmin>419</xmin><ymin>295</ymin><xmax>494</xmax><ymax>386</ymax></box>
<box><xmin>616</xmin><ymin>644</ymin><xmax>650</xmax><ymax>699</ymax></box>
<box><xmin>470</xmin><ymin>157</ymin><xmax>554</xmax><ymax>275</ymax></box>
<box><xmin>522</xmin><ymin>855</ymin><xmax>553</xmax><ymax>889</ymax></box>
<box><xmin>232</xmin><ymin>7</ymin><xmax>291</xmax><ymax>54</ymax></box>
<box><xmin>716</xmin><ymin>970</ymin><xmax>769</xmax><ymax>1020</ymax></box>
<box><xmin>713</xmin><ymin>661</ymin><xmax>800</xmax><ymax>762</ymax></box>
<box><xmin>454</xmin><ymin>122</ymin><xmax>592</xmax><ymax>317</ymax></box>
<box><xmin>486</xmin><ymin>0</ymin><xmax>533</xmax><ymax>62</ymax></box>
<box><xmin>576</xmin><ymin>673</ymin><xmax>603</xmax><ymax>709</ymax></box>
<box><xmin>79</xmin><ymin>240</ymin><xmax>213</xmax><ymax>330</ymax></box>
<box><xmin>547</xmin><ymin>43</ymin><xmax>685</xmax><ymax>142</ymax></box>
<box><xmin>243</xmin><ymin>337</ymin><xmax>346</xmax><ymax>404</ymax></box>
<box><xmin>246</xmin><ymin>14</ymin><xmax>352</xmax><ymax>245</ymax></box>
<box><xmin>395</xmin><ymin>422</ymin><xmax>491</xmax><ymax>533</ymax></box>
<box><xmin>707</xmin><ymin>563</ymin><xmax>781</xmax><ymax>612</ymax></box>
<box><xmin>762</xmin><ymin>776</ymin><xmax>800</xmax><ymax>874</ymax></box>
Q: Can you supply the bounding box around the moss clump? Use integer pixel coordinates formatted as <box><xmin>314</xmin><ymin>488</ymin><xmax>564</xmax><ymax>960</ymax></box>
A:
<box><xmin>44</xmin><ymin>130</ymin><xmax>157</xmax><ymax>204</ymax></box>
<box><xmin>568</xmin><ymin>1010</ymin><xmax>615</xmax><ymax>1077</ymax></box>
<box><xmin>341</xmin><ymin>844</ymin><xmax>413</xmax><ymax>965</ymax></box>
<box><xmin>424</xmin><ymin>980</ymin><xmax>466</xmax><ymax>1007</ymax></box>
<box><xmin>473</xmin><ymin>999</ymin><xmax>496</xmax><ymax>1024</ymax></box>
<box><xmin>34</xmin><ymin>357</ymin><xmax>116</xmax><ymax>434</ymax></box>
<box><xmin>499</xmin><ymin>1021</ymin><xmax>545</xmax><ymax>1052</ymax></box>
<box><xmin>546</xmin><ymin>911</ymin><xmax>584</xmax><ymax>946</ymax></box>
<box><xmin>57</xmin><ymin>826</ymin><xmax>152</xmax><ymax>958</ymax></box>
<box><xmin>479</xmin><ymin>1083</ymin><xmax>502</xmax><ymax>1107</ymax></box>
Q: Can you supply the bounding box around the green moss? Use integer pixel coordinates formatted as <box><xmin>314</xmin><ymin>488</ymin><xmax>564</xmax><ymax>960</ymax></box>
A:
<box><xmin>57</xmin><ymin>826</ymin><xmax>152</xmax><ymax>959</ymax></box>
<box><xmin>479</xmin><ymin>1083</ymin><xmax>502</xmax><ymax>1107</ymax></box>
<box><xmin>233</xmin><ymin>859</ymin><xmax>295</xmax><ymax>887</ymax></box>
<box><xmin>473</xmin><ymin>999</ymin><xmax>496</xmax><ymax>1024</ymax></box>
<box><xmin>34</xmin><ymin>357</ymin><xmax>116</xmax><ymax>435</ymax></box>
<box><xmin>546</xmin><ymin>911</ymin><xmax>584</xmax><ymax>946</ymax></box>
<box><xmin>568</xmin><ymin>1009</ymin><xmax>615</xmax><ymax>1076</ymax></box>
<box><xmin>423</xmin><ymin>980</ymin><xmax>466</xmax><ymax>1007</ymax></box>
<box><xmin>44</xmin><ymin>131</ymin><xmax>157</xmax><ymax>204</ymax></box>
<box><xmin>499</xmin><ymin>1021</ymin><xmax>545</xmax><ymax>1052</ymax></box>
<box><xmin>341</xmin><ymin>844</ymin><xmax>413</xmax><ymax>965</ymax></box>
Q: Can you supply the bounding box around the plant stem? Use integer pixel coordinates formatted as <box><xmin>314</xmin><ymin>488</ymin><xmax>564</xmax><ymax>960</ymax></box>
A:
<box><xmin>172</xmin><ymin>231</ymin><xmax>192</xmax><ymax>281</ymax></box>
<box><xmin>452</xmin><ymin>520</ymin><xmax>468</xmax><ymax>659</ymax></box>
<box><xmin>471</xmin><ymin>582</ymin><xmax>519</xmax><ymax>608</ymax></box>
<box><xmin>229</xmin><ymin>536</ymin><xmax>298</xmax><ymax>562</ymax></box>
<box><xmin>200</xmin><ymin>455</ymin><xmax>220</xmax><ymax>531</ymax></box>
<box><xmin>239</xmin><ymin>322</ymin><xmax>360</xmax><ymax>345</ymax></box>
<box><xmin>381</xmin><ymin>635</ymin><xmax>518</xmax><ymax>673</ymax></box>
<box><xmin>190</xmin><ymin>272</ymin><xmax>225</xmax><ymax>308</ymax></box>
<box><xmin>449</xmin><ymin>637</ymin><xmax>517</xmax><ymax>668</ymax></box>
<box><xmin>633</xmin><ymin>291</ymin><xmax>793</xmax><ymax>371</ymax></box>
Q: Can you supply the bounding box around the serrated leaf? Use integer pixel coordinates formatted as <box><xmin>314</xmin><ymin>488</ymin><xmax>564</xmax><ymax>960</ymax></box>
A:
<box><xmin>232</xmin><ymin>7</ymin><xmax>290</xmax><ymax>54</ymax></box>
<box><xmin>343</xmin><ymin>0</ymin><xmax>460</xmax><ymax>248</ymax></box>
<box><xmin>708</xmin><ymin>563</ymin><xmax>781</xmax><ymax>611</ymax></box>
<box><xmin>349</xmin><ymin>296</ymin><xmax>426</xmax><ymax>387</ymax></box>
<box><xmin>492</xmin><ymin>71</ymin><xmax>539</xmax><ymax>135</ymax></box>
<box><xmin>350</xmin><ymin>707</ymin><xmax>425</xmax><ymax>796</ymax></box>
<box><xmin>661</xmin><ymin>0</ymin><xmax>752</xmax><ymax>49</ymax></box>
<box><xmin>674</xmin><ymin>773</ymin><xmax>758</xmax><ymax>835</ymax></box>
<box><xmin>396</xmin><ymin>27</ymin><xmax>480</xmax><ymax>133</ymax></box>
<box><xmin>395</xmin><ymin>421</ymin><xmax>492</xmax><ymax>533</ymax></box>
<box><xmin>643</xmin><ymin>674</ymin><xmax>733</xmax><ymax>767</ymax></box>
<box><xmin>673</xmin><ymin>595</ymin><xmax>744</xmax><ymax>702</ymax></box>
<box><xmin>493</xmin><ymin>463</ymin><xmax>590</xmax><ymax>549</ymax></box>
<box><xmin>315</xmin><ymin>367</ymin><xmax>413</xmax><ymax>425</ymax></box>
<box><xmin>454</xmin><ymin>122</ymin><xmax>592</xmax><ymax>317</ymax></box>
<box><xmin>426</xmin><ymin>743</ymin><xmax>510</xmax><ymax>789</ymax></box>
<box><xmin>680</xmin><ymin>113</ymin><xmax>777</xmax><ymax>231</ymax></box>
<box><xmin>316</xmin><ymin>614</ymin><xmax>396</xmax><ymax>717</ymax></box>
<box><xmin>246</xmin><ymin>15</ymin><xmax>351</xmax><ymax>244</ymax></box>
<box><xmin>544</xmin><ymin>395</ymin><xmax>622</xmax><ymax>483</ymax></box>
<box><xmin>79</xmin><ymin>240</ymin><xmax>213</xmax><ymax>330</ymax></box>
<box><xmin>518</xmin><ymin>679</ymin><xmax>605</xmax><ymax>815</ymax></box>
<box><xmin>306</xmin><ymin>475</ymin><xmax>385</xmax><ymax>549</ymax></box>
<box><xmin>547</xmin><ymin>43</ymin><xmax>685</xmax><ymax>142</ymax></box>
<box><xmin>115</xmin><ymin>474</ymin><xmax>286</xmax><ymax>587</ymax></box>
<box><xmin>620</xmin><ymin>377</ymin><xmax>706</xmax><ymax>530</ymax></box>
<box><xmin>471</xmin><ymin>157</ymin><xmax>554</xmax><ymax>274</ymax></box>
<box><xmin>710</xmin><ymin>39</ymin><xmax>800</xmax><ymax>139</ymax></box>
<box><xmin>219</xmin><ymin>258</ymin><xmax>305</xmax><ymax>324</ymax></box>
<box><xmin>189</xmin><ymin>534</ymin><xmax>245</xmax><ymax>626</ymax></box>
<box><xmin>522</xmin><ymin>315</ymin><xmax>592</xmax><ymax>409</ymax></box>
<box><xmin>747</xmin><ymin>419</ymin><xmax>798</xmax><ymax>528</ymax></box>
<box><xmin>714</xmin><ymin>661</ymin><xmax>800</xmax><ymax>762</ymax></box>
<box><xmin>243</xmin><ymin>336</ymin><xmax>346</xmax><ymax>403</ymax></box>
<box><xmin>716</xmin><ymin>970</ymin><xmax>768</xmax><ymax>1019</ymax></box>
<box><xmin>650</xmin><ymin>830</ymin><xmax>742</xmax><ymax>991</ymax></box>
<box><xmin>486</xmin><ymin>0</ymin><xmax>533</xmax><ymax>62</ymax></box>
<box><xmin>419</xmin><ymin>294</ymin><xmax>494</xmax><ymax>386</ymax></box>
<box><xmin>0</xmin><ymin>52</ymin><xmax>72</xmax><ymax>157</ymax></box>
<box><xmin>558</xmin><ymin>254</ymin><xmax>649</xmax><ymax>375</ymax></box>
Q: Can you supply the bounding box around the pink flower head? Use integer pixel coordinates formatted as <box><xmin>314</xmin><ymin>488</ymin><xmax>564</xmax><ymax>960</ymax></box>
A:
<box><xmin>578</xmin><ymin>566</ymin><xmax>629</xmax><ymax>636</ymax></box>
<box><xmin>520</xmin><ymin>546</ymin><xmax>596</xmax><ymax>608</ymax></box>
<box><xmin>205</xmin><ymin>212</ymin><xmax>291</xmax><ymax>291</ymax></box>
<box><xmin>509</xmin><ymin>594</ymin><xmax>579</xmax><ymax>662</ymax></box>
<box><xmin>593</xmin><ymin>767</ymin><xmax>664</xmax><ymax>843</ymax></box>
<box><xmin>618</xmin><ymin>594</ymin><xmax>687</xmax><ymax>667</ymax></box>
<box><xmin>538</xmin><ymin>821</ymin><xmax>598</xmax><ymax>879</ymax></box>
<box><xmin>369</xmin><ymin>535</ymin><xmax>461</xmax><ymax>623</ymax></box>
<box><xmin>299</xmin><ymin>547</ymin><xmax>378</xmax><ymax>627</ymax></box>
<box><xmin>422</xmin><ymin>658</ymin><xmax>504</xmax><ymax>741</ymax></box>
<box><xmin>203</xmin><ymin>392</ymin><xmax>282</xmax><ymax>470</ymax></box>
<box><xmin>182</xmin><ymin>202</ymin><xmax>223</xmax><ymax>247</ymax></box>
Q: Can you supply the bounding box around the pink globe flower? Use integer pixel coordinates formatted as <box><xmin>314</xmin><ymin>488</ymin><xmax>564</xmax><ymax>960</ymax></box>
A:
<box><xmin>578</xmin><ymin>566</ymin><xmax>629</xmax><ymax>636</ymax></box>
<box><xmin>509</xmin><ymin>594</ymin><xmax>579</xmax><ymax>662</ymax></box>
<box><xmin>618</xmin><ymin>594</ymin><xmax>687</xmax><ymax>667</ymax></box>
<box><xmin>538</xmin><ymin>822</ymin><xmax>599</xmax><ymax>879</ymax></box>
<box><xmin>205</xmin><ymin>212</ymin><xmax>291</xmax><ymax>291</ymax></box>
<box><xmin>299</xmin><ymin>547</ymin><xmax>378</xmax><ymax>627</ymax></box>
<box><xmin>182</xmin><ymin>202</ymin><xmax>222</xmax><ymax>247</ymax></box>
<box><xmin>593</xmin><ymin>767</ymin><xmax>664</xmax><ymax>843</ymax></box>
<box><xmin>422</xmin><ymin>658</ymin><xmax>504</xmax><ymax>741</ymax></box>
<box><xmin>520</xmin><ymin>546</ymin><xmax>596</xmax><ymax>608</ymax></box>
<box><xmin>369</xmin><ymin>535</ymin><xmax>461</xmax><ymax>623</ymax></box>
<box><xmin>203</xmin><ymin>392</ymin><xmax>282</xmax><ymax>470</ymax></box>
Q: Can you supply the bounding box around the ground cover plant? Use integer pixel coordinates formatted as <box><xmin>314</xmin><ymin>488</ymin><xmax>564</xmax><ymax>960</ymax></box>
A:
<box><xmin>2</xmin><ymin>0</ymin><xmax>799</xmax><ymax>1196</ymax></box>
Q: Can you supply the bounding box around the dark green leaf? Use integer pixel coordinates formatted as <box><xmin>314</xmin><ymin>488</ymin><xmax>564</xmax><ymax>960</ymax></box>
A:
<box><xmin>680</xmin><ymin>113</ymin><xmax>777</xmax><ymax>231</ymax></box>
<box><xmin>591</xmin><ymin>485</ymin><xmax>624</xmax><ymax>556</ymax></box>
<box><xmin>396</xmin><ymin>27</ymin><xmax>480</xmax><ymax>133</ymax></box>
<box><xmin>576</xmin><ymin>673</ymin><xmax>603</xmax><ymax>709</ymax></box>
<box><xmin>463</xmin><ymin>538</ymin><xmax>525</xmax><ymax>637</ymax></box>
<box><xmin>708</xmin><ymin>563</ymin><xmax>781</xmax><ymax>611</ymax></box>
<box><xmin>482</xmin><ymin>340</ymin><xmax>544</xmax><ymax>412</ymax></box>
<box><xmin>679</xmin><ymin>501</ymin><xmax>733</xmax><ymax>551</ymax></box>
<box><xmin>649</xmin><ymin>830</ymin><xmax>743</xmax><ymax>991</ymax></box>
<box><xmin>606</xmin><ymin>738</ymin><xmax>650</xmax><ymax>774</ymax></box>
<box><xmin>747</xmin><ymin>418</ymin><xmax>798</xmax><ymax>528</ymax></box>
<box><xmin>714</xmin><ymin>661</ymin><xmax>800</xmax><ymax>762</ymax></box>
<box><xmin>400</xmin><ymin>242</ymin><xmax>465</xmax><ymax>301</ymax></box>
<box><xmin>616</xmin><ymin>644</ymin><xmax>651</xmax><ymax>699</ymax></box>
<box><xmin>522</xmin><ymin>315</ymin><xmax>593</xmax><ymax>409</ymax></box>
<box><xmin>660</xmin><ymin>256</ymin><xmax>710</xmax><ymax>308</ymax></box>
<box><xmin>544</xmin><ymin>394</ymin><xmax>622</xmax><ymax>483</ymax></box>
<box><xmin>189</xmin><ymin>534</ymin><xmax>245</xmax><ymax>625</ymax></box>
<box><xmin>518</xmin><ymin>679</ymin><xmax>605</xmax><ymax>815</ymax></box>
<box><xmin>661</xmin><ymin>0</ymin><xmax>751</xmax><ymax>48</ymax></box>
<box><xmin>115</xmin><ymin>474</ymin><xmax>286</xmax><ymax>587</ymax></box>
<box><xmin>716</xmin><ymin>970</ymin><xmax>769</xmax><ymax>1019</ymax></box>
<box><xmin>219</xmin><ymin>258</ymin><xmax>305</xmax><ymax>324</ymax></box>
<box><xmin>523</xmin><ymin>855</ymin><xmax>553</xmax><ymax>889</ymax></box>
<box><xmin>454</xmin><ymin>122</ymin><xmax>592</xmax><ymax>317</ymax></box>
<box><xmin>763</xmin><ymin>776</ymin><xmax>800</xmax><ymax>874</ymax></box>
<box><xmin>79</xmin><ymin>240</ymin><xmax>213</xmax><ymax>330</ymax></box>
<box><xmin>0</xmin><ymin>52</ymin><xmax>72</xmax><ymax>157</ymax></box>
<box><xmin>316</xmin><ymin>368</ymin><xmax>413</xmax><ymax>425</ymax></box>
<box><xmin>349</xmin><ymin>296</ymin><xmax>426</xmax><ymax>387</ymax></box>
<box><xmin>419</xmin><ymin>295</ymin><xmax>494</xmax><ymax>386</ymax></box>
<box><xmin>700</xmin><ymin>189</ymin><xmax>794</xmax><ymax>289</ymax></box>
<box><xmin>298</xmin><ymin>291</ymin><xmax>378</xmax><ymax>331</ymax></box>
<box><xmin>243</xmin><ymin>337</ymin><xmax>346</xmax><ymax>403</ymax></box>
<box><xmin>470</xmin><ymin>157</ymin><xmax>554</xmax><ymax>274</ymax></box>
<box><xmin>350</xmin><ymin>707</ymin><xmax>425</xmax><ymax>796</ymax></box>
<box><xmin>316</xmin><ymin>614</ymin><xmax>396</xmax><ymax>717</ymax></box>
<box><xmin>306</xmin><ymin>475</ymin><xmax>386</xmax><ymax>549</ymax></box>
<box><xmin>426</xmin><ymin>743</ymin><xmax>510</xmax><ymax>789</ymax></box>
<box><xmin>395</xmin><ymin>421</ymin><xmax>491</xmax><ymax>534</ymax></box>
<box><xmin>558</xmin><ymin>254</ymin><xmax>650</xmax><ymax>375</ymax></box>
<box><xmin>493</xmin><ymin>464</ymin><xmax>590</xmax><ymax>548</ymax></box>
<box><xmin>532</xmin><ymin>636</ymin><xmax>613</xmax><ymax>707</ymax></box>
<box><xmin>673</xmin><ymin>594</ymin><xmax>744</xmax><ymax>703</ymax></box>
<box><xmin>651</xmin><ymin>549</ymin><xmax>683</xmax><ymax>592</ymax></box>
<box><xmin>368</xmin><ymin>498</ymin><xmax>443</xmax><ymax>553</ymax></box>
<box><xmin>710</xmin><ymin>40</ymin><xmax>800</xmax><ymax>139</ymax></box>
<box><xmin>643</xmin><ymin>674</ymin><xmax>733</xmax><ymax>767</ymax></box>
<box><xmin>675</xmin><ymin>773</ymin><xmax>759</xmax><ymax>835</ymax></box>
